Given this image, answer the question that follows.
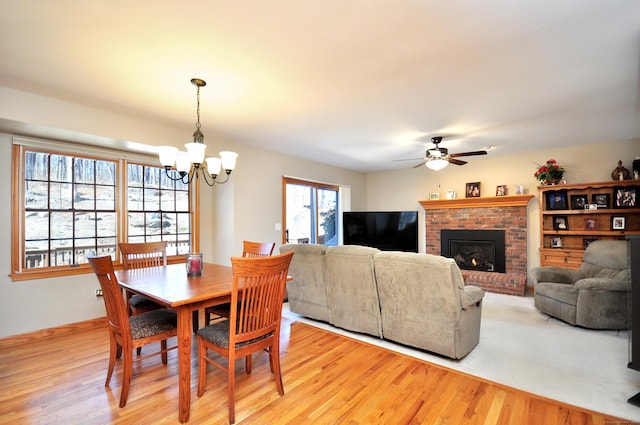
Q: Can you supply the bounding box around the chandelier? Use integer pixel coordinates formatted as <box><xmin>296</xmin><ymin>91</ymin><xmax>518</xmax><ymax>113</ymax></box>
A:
<box><xmin>158</xmin><ymin>78</ymin><xmax>237</xmax><ymax>186</ymax></box>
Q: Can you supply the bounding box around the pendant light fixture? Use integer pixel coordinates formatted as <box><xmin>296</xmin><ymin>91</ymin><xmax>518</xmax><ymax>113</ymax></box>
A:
<box><xmin>158</xmin><ymin>78</ymin><xmax>237</xmax><ymax>186</ymax></box>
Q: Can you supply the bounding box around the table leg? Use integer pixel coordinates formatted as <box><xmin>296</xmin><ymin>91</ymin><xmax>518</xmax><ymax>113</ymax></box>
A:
<box><xmin>177</xmin><ymin>307</ymin><xmax>192</xmax><ymax>423</ymax></box>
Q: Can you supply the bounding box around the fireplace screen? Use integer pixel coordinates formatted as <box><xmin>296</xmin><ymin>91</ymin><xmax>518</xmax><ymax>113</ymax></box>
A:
<box><xmin>440</xmin><ymin>230</ymin><xmax>506</xmax><ymax>273</ymax></box>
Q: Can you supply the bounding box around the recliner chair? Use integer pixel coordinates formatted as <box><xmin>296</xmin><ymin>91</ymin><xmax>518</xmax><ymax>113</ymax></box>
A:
<box><xmin>531</xmin><ymin>240</ymin><xmax>629</xmax><ymax>329</ymax></box>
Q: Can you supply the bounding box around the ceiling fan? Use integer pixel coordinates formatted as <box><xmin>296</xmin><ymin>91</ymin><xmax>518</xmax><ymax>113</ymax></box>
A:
<box><xmin>408</xmin><ymin>136</ymin><xmax>488</xmax><ymax>170</ymax></box>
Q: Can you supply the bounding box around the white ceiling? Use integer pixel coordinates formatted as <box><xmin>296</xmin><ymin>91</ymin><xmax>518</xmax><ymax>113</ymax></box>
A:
<box><xmin>1</xmin><ymin>0</ymin><xmax>639</xmax><ymax>172</ymax></box>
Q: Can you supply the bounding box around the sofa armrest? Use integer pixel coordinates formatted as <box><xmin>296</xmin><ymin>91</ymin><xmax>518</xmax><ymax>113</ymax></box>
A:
<box><xmin>575</xmin><ymin>277</ymin><xmax>628</xmax><ymax>292</ymax></box>
<box><xmin>530</xmin><ymin>266</ymin><xmax>582</xmax><ymax>285</ymax></box>
<box><xmin>461</xmin><ymin>285</ymin><xmax>485</xmax><ymax>309</ymax></box>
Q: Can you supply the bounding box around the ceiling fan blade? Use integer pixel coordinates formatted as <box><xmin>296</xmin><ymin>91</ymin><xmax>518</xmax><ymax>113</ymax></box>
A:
<box><xmin>449</xmin><ymin>150</ymin><xmax>487</xmax><ymax>158</ymax></box>
<box><xmin>412</xmin><ymin>160</ymin><xmax>427</xmax><ymax>168</ymax></box>
<box><xmin>393</xmin><ymin>157</ymin><xmax>424</xmax><ymax>162</ymax></box>
<box><xmin>448</xmin><ymin>158</ymin><xmax>468</xmax><ymax>166</ymax></box>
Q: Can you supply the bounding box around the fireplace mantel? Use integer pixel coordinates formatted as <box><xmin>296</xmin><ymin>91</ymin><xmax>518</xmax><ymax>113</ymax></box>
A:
<box><xmin>419</xmin><ymin>194</ymin><xmax>534</xmax><ymax>210</ymax></box>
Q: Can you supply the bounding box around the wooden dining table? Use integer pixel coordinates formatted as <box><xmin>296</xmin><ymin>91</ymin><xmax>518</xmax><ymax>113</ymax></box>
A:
<box><xmin>116</xmin><ymin>262</ymin><xmax>234</xmax><ymax>423</ymax></box>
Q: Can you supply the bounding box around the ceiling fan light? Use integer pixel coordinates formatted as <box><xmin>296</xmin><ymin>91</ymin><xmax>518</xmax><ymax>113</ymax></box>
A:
<box><xmin>426</xmin><ymin>158</ymin><xmax>448</xmax><ymax>171</ymax></box>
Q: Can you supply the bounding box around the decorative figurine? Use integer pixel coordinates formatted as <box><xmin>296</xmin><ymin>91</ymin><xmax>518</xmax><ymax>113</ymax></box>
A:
<box><xmin>611</xmin><ymin>160</ymin><xmax>630</xmax><ymax>181</ymax></box>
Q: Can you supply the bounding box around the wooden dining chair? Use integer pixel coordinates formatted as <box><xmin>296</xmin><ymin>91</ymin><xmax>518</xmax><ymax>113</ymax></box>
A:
<box><xmin>196</xmin><ymin>251</ymin><xmax>293</xmax><ymax>424</ymax></box>
<box><xmin>118</xmin><ymin>241</ymin><xmax>167</xmax><ymax>316</ymax></box>
<box><xmin>204</xmin><ymin>241</ymin><xmax>276</xmax><ymax>325</ymax></box>
<box><xmin>88</xmin><ymin>255</ymin><xmax>177</xmax><ymax>408</ymax></box>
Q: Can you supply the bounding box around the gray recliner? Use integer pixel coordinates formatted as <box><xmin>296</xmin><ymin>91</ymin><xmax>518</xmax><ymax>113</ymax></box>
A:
<box><xmin>531</xmin><ymin>240</ymin><xmax>629</xmax><ymax>329</ymax></box>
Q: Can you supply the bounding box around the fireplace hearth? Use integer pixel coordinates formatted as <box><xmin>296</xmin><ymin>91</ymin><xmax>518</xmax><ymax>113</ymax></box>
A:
<box><xmin>441</xmin><ymin>230</ymin><xmax>506</xmax><ymax>273</ymax></box>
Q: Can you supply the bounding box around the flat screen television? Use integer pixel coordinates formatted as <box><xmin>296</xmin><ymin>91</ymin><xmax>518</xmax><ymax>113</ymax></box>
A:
<box><xmin>343</xmin><ymin>211</ymin><xmax>419</xmax><ymax>252</ymax></box>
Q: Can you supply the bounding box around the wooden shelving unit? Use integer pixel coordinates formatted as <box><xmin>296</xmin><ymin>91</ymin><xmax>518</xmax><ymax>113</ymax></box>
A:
<box><xmin>539</xmin><ymin>180</ymin><xmax>640</xmax><ymax>268</ymax></box>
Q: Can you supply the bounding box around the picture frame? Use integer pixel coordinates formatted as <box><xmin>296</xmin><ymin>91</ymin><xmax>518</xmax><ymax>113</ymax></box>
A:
<box><xmin>553</xmin><ymin>216</ymin><xmax>568</xmax><ymax>230</ymax></box>
<box><xmin>466</xmin><ymin>182</ymin><xmax>481</xmax><ymax>198</ymax></box>
<box><xmin>514</xmin><ymin>185</ymin><xmax>524</xmax><ymax>195</ymax></box>
<box><xmin>429</xmin><ymin>192</ymin><xmax>440</xmax><ymax>200</ymax></box>
<box><xmin>614</xmin><ymin>186</ymin><xmax>637</xmax><ymax>208</ymax></box>
<box><xmin>545</xmin><ymin>190</ymin><xmax>568</xmax><ymax>210</ymax></box>
<box><xmin>446</xmin><ymin>189</ymin><xmax>457</xmax><ymax>199</ymax></box>
<box><xmin>570</xmin><ymin>194</ymin><xmax>588</xmax><ymax>210</ymax></box>
<box><xmin>496</xmin><ymin>185</ymin><xmax>507</xmax><ymax>196</ymax></box>
<box><xmin>584</xmin><ymin>218</ymin><xmax>597</xmax><ymax>230</ymax></box>
<box><xmin>551</xmin><ymin>236</ymin><xmax>563</xmax><ymax>248</ymax></box>
<box><xmin>592</xmin><ymin>193</ymin><xmax>610</xmax><ymax>209</ymax></box>
<box><xmin>612</xmin><ymin>216</ymin><xmax>626</xmax><ymax>230</ymax></box>
<box><xmin>583</xmin><ymin>238</ymin><xmax>597</xmax><ymax>249</ymax></box>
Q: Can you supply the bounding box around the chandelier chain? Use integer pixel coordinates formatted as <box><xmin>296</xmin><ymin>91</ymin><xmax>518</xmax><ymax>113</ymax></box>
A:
<box><xmin>195</xmin><ymin>85</ymin><xmax>201</xmax><ymax>131</ymax></box>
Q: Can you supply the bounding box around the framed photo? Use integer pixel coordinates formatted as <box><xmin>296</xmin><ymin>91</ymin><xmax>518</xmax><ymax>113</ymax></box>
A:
<box><xmin>570</xmin><ymin>194</ymin><xmax>588</xmax><ymax>210</ymax></box>
<box><xmin>466</xmin><ymin>182</ymin><xmax>481</xmax><ymax>198</ymax></box>
<box><xmin>514</xmin><ymin>185</ymin><xmax>524</xmax><ymax>195</ymax></box>
<box><xmin>496</xmin><ymin>185</ymin><xmax>507</xmax><ymax>196</ymax></box>
<box><xmin>612</xmin><ymin>216</ymin><xmax>626</xmax><ymax>230</ymax></box>
<box><xmin>553</xmin><ymin>216</ymin><xmax>568</xmax><ymax>230</ymax></box>
<box><xmin>545</xmin><ymin>190</ymin><xmax>568</xmax><ymax>210</ymax></box>
<box><xmin>614</xmin><ymin>186</ymin><xmax>637</xmax><ymax>208</ymax></box>
<box><xmin>429</xmin><ymin>192</ymin><xmax>440</xmax><ymax>200</ymax></box>
<box><xmin>583</xmin><ymin>238</ymin><xmax>597</xmax><ymax>249</ymax></box>
<box><xmin>592</xmin><ymin>193</ymin><xmax>610</xmax><ymax>209</ymax></box>
<box><xmin>584</xmin><ymin>218</ymin><xmax>597</xmax><ymax>230</ymax></box>
<box><xmin>446</xmin><ymin>189</ymin><xmax>457</xmax><ymax>199</ymax></box>
<box><xmin>551</xmin><ymin>236</ymin><xmax>563</xmax><ymax>248</ymax></box>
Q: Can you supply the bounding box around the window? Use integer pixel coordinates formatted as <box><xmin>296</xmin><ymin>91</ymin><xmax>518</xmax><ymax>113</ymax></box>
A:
<box><xmin>126</xmin><ymin>163</ymin><xmax>191</xmax><ymax>255</ymax></box>
<box><xmin>11</xmin><ymin>137</ymin><xmax>197</xmax><ymax>280</ymax></box>
<box><xmin>282</xmin><ymin>177</ymin><xmax>338</xmax><ymax>245</ymax></box>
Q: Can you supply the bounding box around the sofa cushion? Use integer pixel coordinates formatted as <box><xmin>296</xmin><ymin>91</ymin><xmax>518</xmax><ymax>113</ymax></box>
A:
<box><xmin>279</xmin><ymin>243</ymin><xmax>331</xmax><ymax>322</ymax></box>
<box><xmin>374</xmin><ymin>251</ymin><xmax>466</xmax><ymax>324</ymax></box>
<box><xmin>581</xmin><ymin>240</ymin><xmax>627</xmax><ymax>270</ymax></box>
<box><xmin>325</xmin><ymin>245</ymin><xmax>382</xmax><ymax>337</ymax></box>
<box><xmin>534</xmin><ymin>282</ymin><xmax>579</xmax><ymax>325</ymax></box>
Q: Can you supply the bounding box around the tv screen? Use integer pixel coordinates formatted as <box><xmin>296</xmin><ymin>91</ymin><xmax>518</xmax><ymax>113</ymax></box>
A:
<box><xmin>343</xmin><ymin>211</ymin><xmax>419</xmax><ymax>252</ymax></box>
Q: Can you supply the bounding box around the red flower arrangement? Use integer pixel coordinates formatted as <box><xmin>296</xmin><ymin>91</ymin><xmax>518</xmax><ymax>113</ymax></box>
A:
<box><xmin>534</xmin><ymin>159</ymin><xmax>564</xmax><ymax>183</ymax></box>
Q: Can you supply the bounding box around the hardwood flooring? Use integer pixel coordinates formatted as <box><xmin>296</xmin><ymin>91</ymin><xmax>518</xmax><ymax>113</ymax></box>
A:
<box><xmin>0</xmin><ymin>315</ymin><xmax>629</xmax><ymax>425</ymax></box>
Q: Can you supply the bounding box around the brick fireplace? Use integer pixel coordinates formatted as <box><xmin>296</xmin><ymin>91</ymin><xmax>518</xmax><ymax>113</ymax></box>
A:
<box><xmin>419</xmin><ymin>195</ymin><xmax>534</xmax><ymax>296</ymax></box>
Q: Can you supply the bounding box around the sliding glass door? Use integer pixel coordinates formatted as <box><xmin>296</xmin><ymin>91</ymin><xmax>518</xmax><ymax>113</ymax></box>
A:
<box><xmin>283</xmin><ymin>177</ymin><xmax>338</xmax><ymax>245</ymax></box>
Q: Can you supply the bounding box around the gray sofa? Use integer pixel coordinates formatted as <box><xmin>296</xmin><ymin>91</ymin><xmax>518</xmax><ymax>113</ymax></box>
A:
<box><xmin>280</xmin><ymin>244</ymin><xmax>485</xmax><ymax>359</ymax></box>
<box><xmin>531</xmin><ymin>240</ymin><xmax>629</xmax><ymax>329</ymax></box>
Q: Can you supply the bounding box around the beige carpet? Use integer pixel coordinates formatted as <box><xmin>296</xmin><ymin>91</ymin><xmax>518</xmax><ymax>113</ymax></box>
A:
<box><xmin>283</xmin><ymin>292</ymin><xmax>640</xmax><ymax>423</ymax></box>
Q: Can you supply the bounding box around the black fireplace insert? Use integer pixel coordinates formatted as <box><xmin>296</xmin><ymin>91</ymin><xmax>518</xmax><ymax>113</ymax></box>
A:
<box><xmin>440</xmin><ymin>229</ymin><xmax>506</xmax><ymax>273</ymax></box>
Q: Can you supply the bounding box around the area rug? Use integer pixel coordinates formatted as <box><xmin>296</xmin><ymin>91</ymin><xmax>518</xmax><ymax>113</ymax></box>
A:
<box><xmin>282</xmin><ymin>292</ymin><xmax>640</xmax><ymax>422</ymax></box>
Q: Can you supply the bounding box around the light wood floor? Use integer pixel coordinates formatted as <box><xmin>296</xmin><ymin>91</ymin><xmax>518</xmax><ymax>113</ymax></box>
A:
<box><xmin>0</xmin><ymin>315</ymin><xmax>629</xmax><ymax>425</ymax></box>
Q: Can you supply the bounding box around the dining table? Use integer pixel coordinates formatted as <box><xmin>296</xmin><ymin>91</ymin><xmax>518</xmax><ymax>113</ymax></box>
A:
<box><xmin>116</xmin><ymin>262</ymin><xmax>234</xmax><ymax>423</ymax></box>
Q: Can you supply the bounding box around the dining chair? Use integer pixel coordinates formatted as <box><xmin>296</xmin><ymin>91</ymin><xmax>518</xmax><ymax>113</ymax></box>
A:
<box><xmin>118</xmin><ymin>241</ymin><xmax>167</xmax><ymax>316</ymax></box>
<box><xmin>88</xmin><ymin>255</ymin><xmax>177</xmax><ymax>408</ymax></box>
<box><xmin>204</xmin><ymin>241</ymin><xmax>276</xmax><ymax>325</ymax></box>
<box><xmin>196</xmin><ymin>251</ymin><xmax>294</xmax><ymax>424</ymax></box>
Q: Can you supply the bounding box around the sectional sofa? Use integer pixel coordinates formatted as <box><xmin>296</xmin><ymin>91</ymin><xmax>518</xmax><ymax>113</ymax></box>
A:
<box><xmin>279</xmin><ymin>244</ymin><xmax>485</xmax><ymax>359</ymax></box>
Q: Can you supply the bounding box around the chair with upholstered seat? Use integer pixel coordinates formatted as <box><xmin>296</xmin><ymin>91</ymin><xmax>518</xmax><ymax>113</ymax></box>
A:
<box><xmin>119</xmin><ymin>241</ymin><xmax>167</xmax><ymax>316</ymax></box>
<box><xmin>531</xmin><ymin>239</ymin><xmax>629</xmax><ymax>329</ymax></box>
<box><xmin>88</xmin><ymin>255</ymin><xmax>177</xmax><ymax>408</ymax></box>
<box><xmin>196</xmin><ymin>251</ymin><xmax>293</xmax><ymax>424</ymax></box>
<box><xmin>204</xmin><ymin>241</ymin><xmax>275</xmax><ymax>325</ymax></box>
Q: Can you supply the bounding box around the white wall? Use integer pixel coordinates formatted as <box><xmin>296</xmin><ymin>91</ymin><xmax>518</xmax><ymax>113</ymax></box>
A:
<box><xmin>366</xmin><ymin>140</ymin><xmax>640</xmax><ymax>274</ymax></box>
<box><xmin>0</xmin><ymin>86</ymin><xmax>367</xmax><ymax>338</ymax></box>
<box><xmin>0</xmin><ymin>85</ymin><xmax>637</xmax><ymax>338</ymax></box>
